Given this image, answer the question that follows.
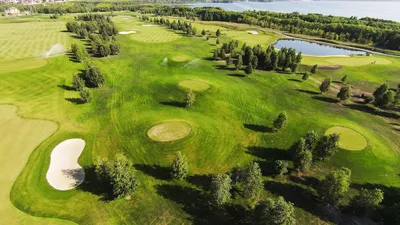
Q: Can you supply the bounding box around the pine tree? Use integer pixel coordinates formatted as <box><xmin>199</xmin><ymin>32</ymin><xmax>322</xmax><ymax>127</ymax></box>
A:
<box><xmin>236</xmin><ymin>55</ymin><xmax>243</xmax><ymax>70</ymax></box>
<box><xmin>341</xmin><ymin>75</ymin><xmax>348</xmax><ymax>84</ymax></box>
<box><xmin>210</xmin><ymin>174</ymin><xmax>232</xmax><ymax>207</ymax></box>
<box><xmin>171</xmin><ymin>151</ymin><xmax>189</xmax><ymax>179</ymax></box>
<box><xmin>319</xmin><ymin>77</ymin><xmax>332</xmax><ymax>93</ymax></box>
<box><xmin>337</xmin><ymin>85</ymin><xmax>352</xmax><ymax>101</ymax></box>
<box><xmin>201</xmin><ymin>29</ymin><xmax>206</xmax><ymax>36</ymax></box>
<box><xmin>216</xmin><ymin>29</ymin><xmax>221</xmax><ymax>37</ymax></box>
<box><xmin>311</xmin><ymin>64</ymin><xmax>318</xmax><ymax>74</ymax></box>
<box><xmin>302</xmin><ymin>72</ymin><xmax>310</xmax><ymax>81</ymax></box>
<box><xmin>79</xmin><ymin>88</ymin><xmax>91</xmax><ymax>103</ymax></box>
<box><xmin>245</xmin><ymin>63</ymin><xmax>253</xmax><ymax>75</ymax></box>
<box><xmin>185</xmin><ymin>89</ymin><xmax>196</xmax><ymax>108</ymax></box>
<box><xmin>273</xmin><ymin>112</ymin><xmax>288</xmax><ymax>131</ymax></box>
<box><xmin>72</xmin><ymin>74</ymin><xmax>85</xmax><ymax>91</ymax></box>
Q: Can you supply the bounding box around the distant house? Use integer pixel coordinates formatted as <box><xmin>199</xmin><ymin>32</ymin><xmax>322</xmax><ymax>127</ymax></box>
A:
<box><xmin>4</xmin><ymin>7</ymin><xmax>20</xmax><ymax>15</ymax></box>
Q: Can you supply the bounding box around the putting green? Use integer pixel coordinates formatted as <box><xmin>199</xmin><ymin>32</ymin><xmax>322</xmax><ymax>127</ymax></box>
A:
<box><xmin>325</xmin><ymin>126</ymin><xmax>368</xmax><ymax>151</ymax></box>
<box><xmin>302</xmin><ymin>56</ymin><xmax>392</xmax><ymax>66</ymax></box>
<box><xmin>147</xmin><ymin>121</ymin><xmax>192</xmax><ymax>142</ymax></box>
<box><xmin>178</xmin><ymin>80</ymin><xmax>210</xmax><ymax>91</ymax></box>
<box><xmin>171</xmin><ymin>55</ymin><xmax>190</xmax><ymax>62</ymax></box>
<box><xmin>0</xmin><ymin>58</ymin><xmax>48</xmax><ymax>74</ymax></box>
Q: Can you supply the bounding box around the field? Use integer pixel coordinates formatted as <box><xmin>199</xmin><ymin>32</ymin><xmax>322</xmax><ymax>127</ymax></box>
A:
<box><xmin>0</xmin><ymin>13</ymin><xmax>400</xmax><ymax>225</ymax></box>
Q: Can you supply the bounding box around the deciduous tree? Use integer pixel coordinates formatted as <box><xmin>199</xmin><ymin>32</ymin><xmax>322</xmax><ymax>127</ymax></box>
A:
<box><xmin>320</xmin><ymin>167</ymin><xmax>351</xmax><ymax>206</ymax></box>
<box><xmin>313</xmin><ymin>133</ymin><xmax>340</xmax><ymax>160</ymax></box>
<box><xmin>337</xmin><ymin>85</ymin><xmax>352</xmax><ymax>101</ymax></box>
<box><xmin>273</xmin><ymin>112</ymin><xmax>287</xmax><ymax>131</ymax></box>
<box><xmin>253</xmin><ymin>197</ymin><xmax>296</xmax><ymax>225</ymax></box>
<box><xmin>185</xmin><ymin>89</ymin><xmax>196</xmax><ymax>108</ymax></box>
<box><xmin>210</xmin><ymin>174</ymin><xmax>232</xmax><ymax>207</ymax></box>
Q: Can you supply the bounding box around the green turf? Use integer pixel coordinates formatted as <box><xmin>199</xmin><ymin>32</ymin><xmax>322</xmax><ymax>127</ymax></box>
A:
<box><xmin>0</xmin><ymin>58</ymin><xmax>48</xmax><ymax>74</ymax></box>
<box><xmin>302</xmin><ymin>55</ymin><xmax>392</xmax><ymax>66</ymax></box>
<box><xmin>171</xmin><ymin>55</ymin><xmax>190</xmax><ymax>62</ymax></box>
<box><xmin>325</xmin><ymin>126</ymin><xmax>368</xmax><ymax>151</ymax></box>
<box><xmin>1</xmin><ymin>14</ymin><xmax>399</xmax><ymax>225</ymax></box>
<box><xmin>0</xmin><ymin>105</ymin><xmax>75</xmax><ymax>225</ymax></box>
<box><xmin>0</xmin><ymin>21</ymin><xmax>71</xmax><ymax>61</ymax></box>
<box><xmin>178</xmin><ymin>80</ymin><xmax>210</xmax><ymax>91</ymax></box>
<box><xmin>147</xmin><ymin>121</ymin><xmax>192</xmax><ymax>142</ymax></box>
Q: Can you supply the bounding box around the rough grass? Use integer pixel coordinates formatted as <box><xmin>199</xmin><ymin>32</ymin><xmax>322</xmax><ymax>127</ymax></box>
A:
<box><xmin>0</xmin><ymin>105</ymin><xmax>74</xmax><ymax>225</ymax></box>
<box><xmin>178</xmin><ymin>80</ymin><xmax>210</xmax><ymax>91</ymax></box>
<box><xmin>0</xmin><ymin>21</ymin><xmax>71</xmax><ymax>61</ymax></box>
<box><xmin>1</xmin><ymin>15</ymin><xmax>400</xmax><ymax>225</ymax></box>
<box><xmin>325</xmin><ymin>126</ymin><xmax>368</xmax><ymax>151</ymax></box>
<box><xmin>147</xmin><ymin>121</ymin><xmax>192</xmax><ymax>142</ymax></box>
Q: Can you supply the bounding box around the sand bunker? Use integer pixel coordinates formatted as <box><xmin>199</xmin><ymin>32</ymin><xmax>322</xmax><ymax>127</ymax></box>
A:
<box><xmin>325</xmin><ymin>126</ymin><xmax>367</xmax><ymax>151</ymax></box>
<box><xmin>148</xmin><ymin>121</ymin><xmax>192</xmax><ymax>142</ymax></box>
<box><xmin>142</xmin><ymin>24</ymin><xmax>157</xmax><ymax>27</ymax></box>
<box><xmin>46</xmin><ymin>139</ymin><xmax>85</xmax><ymax>190</ymax></box>
<box><xmin>179</xmin><ymin>80</ymin><xmax>210</xmax><ymax>91</ymax></box>
<box><xmin>119</xmin><ymin>31</ymin><xmax>137</xmax><ymax>35</ymax></box>
<box><xmin>247</xmin><ymin>30</ymin><xmax>259</xmax><ymax>35</ymax></box>
<box><xmin>172</xmin><ymin>55</ymin><xmax>190</xmax><ymax>62</ymax></box>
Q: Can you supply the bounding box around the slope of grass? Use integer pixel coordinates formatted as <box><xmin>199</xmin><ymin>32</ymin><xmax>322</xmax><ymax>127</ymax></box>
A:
<box><xmin>1</xmin><ymin>15</ymin><xmax>399</xmax><ymax>225</ymax></box>
<box><xmin>302</xmin><ymin>55</ymin><xmax>392</xmax><ymax>66</ymax></box>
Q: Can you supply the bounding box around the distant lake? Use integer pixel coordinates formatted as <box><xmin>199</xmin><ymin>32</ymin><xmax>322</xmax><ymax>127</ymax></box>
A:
<box><xmin>273</xmin><ymin>39</ymin><xmax>366</xmax><ymax>56</ymax></box>
<box><xmin>191</xmin><ymin>1</ymin><xmax>400</xmax><ymax>22</ymax></box>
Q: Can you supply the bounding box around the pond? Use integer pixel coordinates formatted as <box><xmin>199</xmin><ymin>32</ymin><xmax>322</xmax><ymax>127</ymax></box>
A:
<box><xmin>273</xmin><ymin>39</ymin><xmax>367</xmax><ymax>56</ymax></box>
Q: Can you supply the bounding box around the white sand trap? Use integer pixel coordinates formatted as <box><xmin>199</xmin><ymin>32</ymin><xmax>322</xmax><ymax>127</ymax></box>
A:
<box><xmin>142</xmin><ymin>24</ymin><xmax>157</xmax><ymax>27</ymax></box>
<box><xmin>247</xmin><ymin>30</ymin><xmax>259</xmax><ymax>35</ymax></box>
<box><xmin>119</xmin><ymin>31</ymin><xmax>137</xmax><ymax>35</ymax></box>
<box><xmin>46</xmin><ymin>138</ymin><xmax>85</xmax><ymax>191</ymax></box>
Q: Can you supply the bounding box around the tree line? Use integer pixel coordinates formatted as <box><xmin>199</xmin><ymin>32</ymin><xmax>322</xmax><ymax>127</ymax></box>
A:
<box><xmin>66</xmin><ymin>14</ymin><xmax>120</xmax><ymax>58</ymax></box>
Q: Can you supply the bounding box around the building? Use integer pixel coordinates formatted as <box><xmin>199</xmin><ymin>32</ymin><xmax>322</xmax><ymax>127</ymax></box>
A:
<box><xmin>4</xmin><ymin>7</ymin><xmax>20</xmax><ymax>15</ymax></box>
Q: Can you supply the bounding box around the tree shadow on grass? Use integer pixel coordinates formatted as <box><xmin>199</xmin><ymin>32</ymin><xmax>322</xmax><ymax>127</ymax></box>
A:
<box><xmin>289</xmin><ymin>175</ymin><xmax>321</xmax><ymax>190</ymax></box>
<box><xmin>134</xmin><ymin>164</ymin><xmax>170</xmax><ymax>181</ymax></box>
<box><xmin>287</xmin><ymin>78</ymin><xmax>302</xmax><ymax>82</ymax></box>
<box><xmin>75</xmin><ymin>166</ymin><xmax>115</xmax><ymax>201</ymax></box>
<box><xmin>202</xmin><ymin>56</ymin><xmax>215</xmax><ymax>61</ymax></box>
<box><xmin>159</xmin><ymin>101</ymin><xmax>185</xmax><ymax>108</ymax></box>
<box><xmin>214</xmin><ymin>65</ymin><xmax>236</xmax><ymax>71</ymax></box>
<box><xmin>265</xmin><ymin>181</ymin><xmax>337</xmax><ymax>223</ymax></box>
<box><xmin>156</xmin><ymin>184</ymin><xmax>232</xmax><ymax>224</ymax></box>
<box><xmin>58</xmin><ymin>84</ymin><xmax>75</xmax><ymax>91</ymax></box>
<box><xmin>312</xmin><ymin>95</ymin><xmax>340</xmax><ymax>103</ymax></box>
<box><xmin>227</xmin><ymin>73</ymin><xmax>245</xmax><ymax>78</ymax></box>
<box><xmin>65</xmin><ymin>98</ymin><xmax>84</xmax><ymax>104</ymax></box>
<box><xmin>187</xmin><ymin>174</ymin><xmax>212</xmax><ymax>190</ymax></box>
<box><xmin>243</xmin><ymin>124</ymin><xmax>274</xmax><ymax>133</ymax></box>
<box><xmin>296</xmin><ymin>89</ymin><xmax>320</xmax><ymax>95</ymax></box>
<box><xmin>245</xmin><ymin>146</ymin><xmax>289</xmax><ymax>161</ymax></box>
<box><xmin>344</xmin><ymin>104</ymin><xmax>400</xmax><ymax>119</ymax></box>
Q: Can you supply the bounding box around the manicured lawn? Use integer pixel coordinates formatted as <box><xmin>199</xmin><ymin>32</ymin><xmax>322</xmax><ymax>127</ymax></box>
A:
<box><xmin>325</xmin><ymin>126</ymin><xmax>368</xmax><ymax>151</ymax></box>
<box><xmin>0</xmin><ymin>14</ymin><xmax>399</xmax><ymax>225</ymax></box>
<box><xmin>0</xmin><ymin>105</ymin><xmax>74</xmax><ymax>225</ymax></box>
<box><xmin>302</xmin><ymin>55</ymin><xmax>392</xmax><ymax>66</ymax></box>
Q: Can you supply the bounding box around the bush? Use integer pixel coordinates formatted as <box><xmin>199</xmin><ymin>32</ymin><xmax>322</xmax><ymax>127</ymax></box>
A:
<box><xmin>272</xmin><ymin>160</ymin><xmax>288</xmax><ymax>176</ymax></box>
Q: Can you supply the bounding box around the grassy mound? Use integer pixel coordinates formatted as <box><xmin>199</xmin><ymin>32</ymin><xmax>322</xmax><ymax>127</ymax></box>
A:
<box><xmin>171</xmin><ymin>55</ymin><xmax>190</xmax><ymax>62</ymax></box>
<box><xmin>147</xmin><ymin>121</ymin><xmax>192</xmax><ymax>142</ymax></box>
<box><xmin>325</xmin><ymin>126</ymin><xmax>368</xmax><ymax>151</ymax></box>
<box><xmin>178</xmin><ymin>80</ymin><xmax>210</xmax><ymax>91</ymax></box>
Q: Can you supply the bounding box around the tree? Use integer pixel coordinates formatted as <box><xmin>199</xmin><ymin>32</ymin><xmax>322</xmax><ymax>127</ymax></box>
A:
<box><xmin>245</xmin><ymin>63</ymin><xmax>253</xmax><ymax>75</ymax></box>
<box><xmin>337</xmin><ymin>85</ymin><xmax>352</xmax><ymax>101</ymax></box>
<box><xmin>242</xmin><ymin>162</ymin><xmax>263</xmax><ymax>198</ymax></box>
<box><xmin>98</xmin><ymin>42</ymin><xmax>111</xmax><ymax>57</ymax></box>
<box><xmin>320</xmin><ymin>167</ymin><xmax>351</xmax><ymax>206</ymax></box>
<box><xmin>171</xmin><ymin>151</ymin><xmax>189</xmax><ymax>179</ymax></box>
<box><xmin>272</xmin><ymin>160</ymin><xmax>288</xmax><ymax>176</ymax></box>
<box><xmin>253</xmin><ymin>197</ymin><xmax>296</xmax><ymax>225</ymax></box>
<box><xmin>201</xmin><ymin>29</ymin><xmax>206</xmax><ymax>36</ymax></box>
<box><xmin>72</xmin><ymin>74</ymin><xmax>85</xmax><ymax>91</ymax></box>
<box><xmin>373</xmin><ymin>83</ymin><xmax>389</xmax><ymax>101</ymax></box>
<box><xmin>79</xmin><ymin>88</ymin><xmax>91</xmax><ymax>103</ymax></box>
<box><xmin>341</xmin><ymin>75</ymin><xmax>348</xmax><ymax>84</ymax></box>
<box><xmin>313</xmin><ymin>133</ymin><xmax>340</xmax><ymax>160</ymax></box>
<box><xmin>236</xmin><ymin>54</ymin><xmax>243</xmax><ymax>70</ymax></box>
<box><xmin>303</xmin><ymin>130</ymin><xmax>318</xmax><ymax>150</ymax></box>
<box><xmin>216</xmin><ymin>29</ymin><xmax>221</xmax><ymax>37</ymax></box>
<box><xmin>319</xmin><ymin>77</ymin><xmax>332</xmax><ymax>93</ymax></box>
<box><xmin>206</xmin><ymin>36</ymin><xmax>209</xmax><ymax>41</ymax></box>
<box><xmin>302</xmin><ymin>72</ymin><xmax>310</xmax><ymax>81</ymax></box>
<box><xmin>273</xmin><ymin>112</ymin><xmax>287</xmax><ymax>131</ymax></box>
<box><xmin>185</xmin><ymin>89</ymin><xmax>196</xmax><ymax>108</ymax></box>
<box><xmin>350</xmin><ymin>188</ymin><xmax>384</xmax><ymax>214</ymax></box>
<box><xmin>71</xmin><ymin>43</ymin><xmax>88</xmax><ymax>62</ymax></box>
<box><xmin>216</xmin><ymin>38</ymin><xmax>220</xmax><ymax>45</ymax></box>
<box><xmin>293</xmin><ymin>150</ymin><xmax>312</xmax><ymax>172</ymax></box>
<box><xmin>226</xmin><ymin>55</ymin><xmax>233</xmax><ymax>66</ymax></box>
<box><xmin>311</xmin><ymin>64</ymin><xmax>318</xmax><ymax>74</ymax></box>
<box><xmin>109</xmin><ymin>41</ymin><xmax>120</xmax><ymax>55</ymax></box>
<box><xmin>83</xmin><ymin>63</ymin><xmax>104</xmax><ymax>88</ymax></box>
<box><xmin>290</xmin><ymin>63</ymin><xmax>298</xmax><ymax>73</ymax></box>
<box><xmin>210</xmin><ymin>174</ymin><xmax>232</xmax><ymax>207</ymax></box>
<box><xmin>95</xmin><ymin>154</ymin><xmax>139</xmax><ymax>198</ymax></box>
<box><xmin>377</xmin><ymin>91</ymin><xmax>395</xmax><ymax>108</ymax></box>
<box><xmin>295</xmin><ymin>52</ymin><xmax>302</xmax><ymax>64</ymax></box>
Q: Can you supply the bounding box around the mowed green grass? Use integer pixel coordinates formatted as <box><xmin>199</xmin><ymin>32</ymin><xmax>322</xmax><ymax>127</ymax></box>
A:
<box><xmin>0</xmin><ymin>105</ymin><xmax>75</xmax><ymax>225</ymax></box>
<box><xmin>0</xmin><ymin>58</ymin><xmax>48</xmax><ymax>74</ymax></box>
<box><xmin>302</xmin><ymin>55</ymin><xmax>392</xmax><ymax>66</ymax></box>
<box><xmin>0</xmin><ymin>21</ymin><xmax>71</xmax><ymax>61</ymax></box>
<box><xmin>325</xmin><ymin>126</ymin><xmax>368</xmax><ymax>151</ymax></box>
<box><xmin>113</xmin><ymin>16</ymin><xmax>181</xmax><ymax>43</ymax></box>
<box><xmin>0</xmin><ymin>15</ymin><xmax>399</xmax><ymax>225</ymax></box>
<box><xmin>147</xmin><ymin>121</ymin><xmax>192</xmax><ymax>142</ymax></box>
<box><xmin>178</xmin><ymin>80</ymin><xmax>210</xmax><ymax>91</ymax></box>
